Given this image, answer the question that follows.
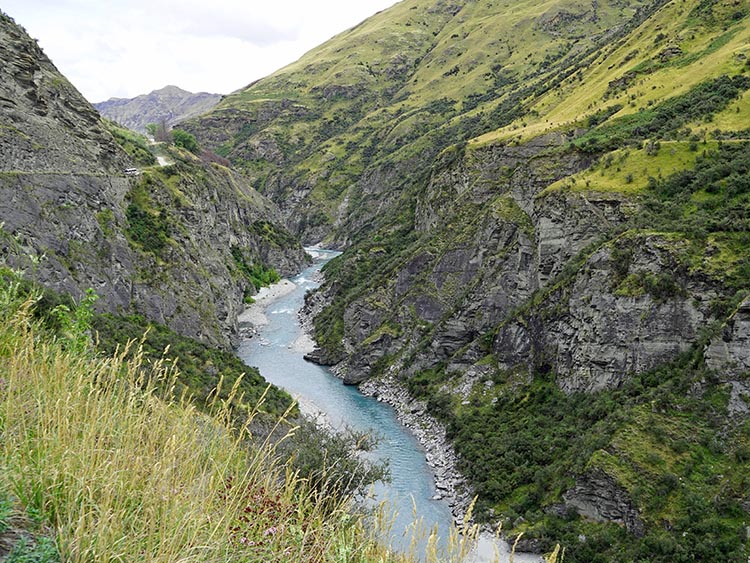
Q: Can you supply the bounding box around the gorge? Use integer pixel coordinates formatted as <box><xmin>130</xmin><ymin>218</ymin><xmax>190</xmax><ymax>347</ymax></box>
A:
<box><xmin>2</xmin><ymin>0</ymin><xmax>750</xmax><ymax>560</ymax></box>
<box><xmin>236</xmin><ymin>249</ymin><xmax>542</xmax><ymax>562</ymax></box>
<box><xmin>184</xmin><ymin>0</ymin><xmax>750</xmax><ymax>558</ymax></box>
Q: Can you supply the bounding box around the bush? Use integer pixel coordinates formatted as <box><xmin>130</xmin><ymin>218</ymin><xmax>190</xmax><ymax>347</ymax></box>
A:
<box><xmin>278</xmin><ymin>419</ymin><xmax>389</xmax><ymax>504</ymax></box>
<box><xmin>578</xmin><ymin>75</ymin><xmax>750</xmax><ymax>150</ymax></box>
<box><xmin>172</xmin><ymin>129</ymin><xmax>199</xmax><ymax>153</ymax></box>
<box><xmin>5</xmin><ymin>536</ymin><xmax>60</xmax><ymax>563</ymax></box>
<box><xmin>125</xmin><ymin>202</ymin><xmax>171</xmax><ymax>254</ymax></box>
<box><xmin>638</xmin><ymin>141</ymin><xmax>750</xmax><ymax>243</ymax></box>
<box><xmin>93</xmin><ymin>312</ymin><xmax>295</xmax><ymax>419</ymax></box>
<box><xmin>230</xmin><ymin>246</ymin><xmax>281</xmax><ymax>291</ymax></box>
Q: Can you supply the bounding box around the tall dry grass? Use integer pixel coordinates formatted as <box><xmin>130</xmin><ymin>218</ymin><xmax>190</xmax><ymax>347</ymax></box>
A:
<box><xmin>0</xmin><ymin>283</ymin><xmax>356</xmax><ymax>562</ymax></box>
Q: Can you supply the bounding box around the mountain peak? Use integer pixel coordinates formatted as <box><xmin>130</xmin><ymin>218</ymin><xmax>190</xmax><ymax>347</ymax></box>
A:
<box><xmin>94</xmin><ymin>86</ymin><xmax>222</xmax><ymax>134</ymax></box>
<box><xmin>153</xmin><ymin>84</ymin><xmax>189</xmax><ymax>94</ymax></box>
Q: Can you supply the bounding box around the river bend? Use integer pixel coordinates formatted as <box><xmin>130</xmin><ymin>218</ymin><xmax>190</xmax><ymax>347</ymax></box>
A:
<box><xmin>236</xmin><ymin>249</ymin><xmax>542</xmax><ymax>562</ymax></box>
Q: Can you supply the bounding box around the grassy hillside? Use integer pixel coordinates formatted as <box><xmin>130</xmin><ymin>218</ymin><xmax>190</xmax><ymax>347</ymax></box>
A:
<box><xmin>0</xmin><ymin>278</ymin><xmax>348</xmax><ymax>562</ymax></box>
<box><xmin>187</xmin><ymin>0</ymin><xmax>748</xmax><ymax>246</ymax></box>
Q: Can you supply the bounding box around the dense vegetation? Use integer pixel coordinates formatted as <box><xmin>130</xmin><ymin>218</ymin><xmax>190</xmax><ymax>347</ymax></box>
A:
<box><xmin>93</xmin><ymin>312</ymin><xmax>294</xmax><ymax>418</ymax></box>
<box><xmin>640</xmin><ymin>141</ymin><xmax>750</xmax><ymax>239</ymax></box>
<box><xmin>409</xmin><ymin>346</ymin><xmax>750</xmax><ymax>562</ymax></box>
<box><xmin>231</xmin><ymin>245</ymin><xmax>281</xmax><ymax>301</ymax></box>
<box><xmin>575</xmin><ymin>74</ymin><xmax>750</xmax><ymax>152</ymax></box>
<box><xmin>171</xmin><ymin>128</ymin><xmax>200</xmax><ymax>153</ymax></box>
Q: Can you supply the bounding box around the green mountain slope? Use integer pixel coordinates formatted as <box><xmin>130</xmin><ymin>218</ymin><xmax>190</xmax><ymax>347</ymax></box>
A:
<box><xmin>185</xmin><ymin>0</ymin><xmax>748</xmax><ymax>244</ymax></box>
<box><xmin>189</xmin><ymin>0</ymin><xmax>750</xmax><ymax>560</ymax></box>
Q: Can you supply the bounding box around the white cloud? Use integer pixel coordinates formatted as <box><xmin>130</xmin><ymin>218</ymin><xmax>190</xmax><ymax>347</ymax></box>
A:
<box><xmin>2</xmin><ymin>0</ymin><xmax>399</xmax><ymax>102</ymax></box>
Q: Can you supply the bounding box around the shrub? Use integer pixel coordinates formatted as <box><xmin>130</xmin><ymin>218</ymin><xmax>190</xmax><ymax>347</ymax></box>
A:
<box><xmin>230</xmin><ymin>246</ymin><xmax>281</xmax><ymax>291</ymax></box>
<box><xmin>278</xmin><ymin>419</ymin><xmax>389</xmax><ymax>504</ymax></box>
<box><xmin>172</xmin><ymin>129</ymin><xmax>199</xmax><ymax>153</ymax></box>
<box><xmin>5</xmin><ymin>536</ymin><xmax>60</xmax><ymax>563</ymax></box>
<box><xmin>92</xmin><ymin>312</ymin><xmax>295</xmax><ymax>419</ymax></box>
<box><xmin>125</xmin><ymin>202</ymin><xmax>171</xmax><ymax>254</ymax></box>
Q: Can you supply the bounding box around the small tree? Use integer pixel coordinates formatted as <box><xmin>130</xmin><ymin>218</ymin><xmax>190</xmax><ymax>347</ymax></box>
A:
<box><xmin>171</xmin><ymin>129</ymin><xmax>199</xmax><ymax>153</ymax></box>
<box><xmin>152</xmin><ymin>119</ymin><xmax>171</xmax><ymax>143</ymax></box>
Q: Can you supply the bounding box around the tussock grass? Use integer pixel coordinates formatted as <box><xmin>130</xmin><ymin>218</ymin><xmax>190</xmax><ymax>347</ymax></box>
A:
<box><xmin>0</xmin><ymin>277</ymin><xmax>553</xmax><ymax>562</ymax></box>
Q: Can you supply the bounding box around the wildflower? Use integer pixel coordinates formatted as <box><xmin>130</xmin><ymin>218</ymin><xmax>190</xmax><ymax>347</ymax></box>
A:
<box><xmin>239</xmin><ymin>537</ymin><xmax>256</xmax><ymax>546</ymax></box>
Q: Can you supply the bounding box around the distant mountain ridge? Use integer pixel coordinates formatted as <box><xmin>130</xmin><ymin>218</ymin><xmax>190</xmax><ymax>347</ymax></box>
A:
<box><xmin>94</xmin><ymin>85</ymin><xmax>222</xmax><ymax>134</ymax></box>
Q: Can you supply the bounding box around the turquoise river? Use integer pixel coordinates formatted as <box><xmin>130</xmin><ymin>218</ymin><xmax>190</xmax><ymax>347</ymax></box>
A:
<box><xmin>236</xmin><ymin>249</ymin><xmax>543</xmax><ymax>563</ymax></box>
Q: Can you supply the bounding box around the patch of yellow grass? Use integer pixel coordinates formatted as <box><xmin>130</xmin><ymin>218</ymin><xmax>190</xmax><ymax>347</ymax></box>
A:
<box><xmin>472</xmin><ymin>0</ymin><xmax>750</xmax><ymax>147</ymax></box>
<box><xmin>694</xmin><ymin>88</ymin><xmax>750</xmax><ymax>132</ymax></box>
<box><xmin>542</xmin><ymin>140</ymin><xmax>717</xmax><ymax>196</ymax></box>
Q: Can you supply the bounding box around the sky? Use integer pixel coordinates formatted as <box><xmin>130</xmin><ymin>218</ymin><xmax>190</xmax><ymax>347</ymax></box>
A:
<box><xmin>3</xmin><ymin>0</ymin><xmax>400</xmax><ymax>103</ymax></box>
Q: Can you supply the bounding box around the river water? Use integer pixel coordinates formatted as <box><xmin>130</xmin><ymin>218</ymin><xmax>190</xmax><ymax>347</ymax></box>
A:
<box><xmin>236</xmin><ymin>249</ymin><xmax>543</xmax><ymax>562</ymax></box>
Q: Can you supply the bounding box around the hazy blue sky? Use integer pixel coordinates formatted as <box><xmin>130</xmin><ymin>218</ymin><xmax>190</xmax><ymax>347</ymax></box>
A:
<box><xmin>3</xmin><ymin>0</ymin><xmax>400</xmax><ymax>102</ymax></box>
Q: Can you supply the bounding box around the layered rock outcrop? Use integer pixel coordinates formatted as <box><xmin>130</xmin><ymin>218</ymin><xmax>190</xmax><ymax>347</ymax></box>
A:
<box><xmin>562</xmin><ymin>470</ymin><xmax>645</xmax><ymax>536</ymax></box>
<box><xmin>706</xmin><ymin>297</ymin><xmax>750</xmax><ymax>378</ymax></box>
<box><xmin>496</xmin><ymin>233</ymin><xmax>715</xmax><ymax>393</ymax></box>
<box><xmin>705</xmin><ymin>297</ymin><xmax>750</xmax><ymax>417</ymax></box>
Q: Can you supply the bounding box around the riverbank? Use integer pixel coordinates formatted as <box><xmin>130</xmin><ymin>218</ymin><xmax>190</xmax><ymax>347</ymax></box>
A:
<box><xmin>295</xmin><ymin>285</ymin><xmax>543</xmax><ymax>562</ymax></box>
<box><xmin>237</xmin><ymin>272</ymin><xmax>331</xmax><ymax>424</ymax></box>
<box><xmin>358</xmin><ymin>374</ymin><xmax>470</xmax><ymax>519</ymax></box>
<box><xmin>237</xmin><ymin>279</ymin><xmax>297</xmax><ymax>337</ymax></box>
<box><xmin>357</xmin><ymin>374</ymin><xmax>543</xmax><ymax>562</ymax></box>
<box><xmin>294</xmin><ymin>280</ymin><xmax>471</xmax><ymax>523</ymax></box>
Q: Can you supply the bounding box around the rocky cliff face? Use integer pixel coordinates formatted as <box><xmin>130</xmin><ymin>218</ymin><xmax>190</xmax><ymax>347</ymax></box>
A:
<box><xmin>0</xmin><ymin>12</ymin><xmax>307</xmax><ymax>347</ymax></box>
<box><xmin>0</xmin><ymin>14</ymin><xmax>127</xmax><ymax>177</ymax></box>
<box><xmin>706</xmin><ymin>297</ymin><xmax>750</xmax><ymax>378</ymax></box>
<box><xmin>94</xmin><ymin>85</ymin><xmax>222</xmax><ymax>135</ymax></box>
<box><xmin>705</xmin><ymin>297</ymin><xmax>750</xmax><ymax>417</ymax></box>
<box><xmin>314</xmin><ymin>136</ymin><xmax>725</xmax><ymax>395</ymax></box>
<box><xmin>493</xmin><ymin>232</ymin><xmax>715</xmax><ymax>393</ymax></box>
<box><xmin>304</xmin><ymin>123</ymin><xmax>750</xmax><ymax>559</ymax></box>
